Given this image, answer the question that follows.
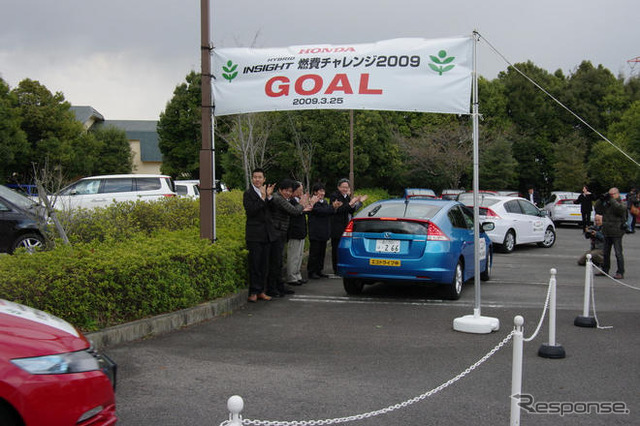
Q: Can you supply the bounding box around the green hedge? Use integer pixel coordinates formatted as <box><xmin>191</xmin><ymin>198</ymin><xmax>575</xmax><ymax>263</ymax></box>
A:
<box><xmin>0</xmin><ymin>188</ymin><xmax>387</xmax><ymax>332</ymax></box>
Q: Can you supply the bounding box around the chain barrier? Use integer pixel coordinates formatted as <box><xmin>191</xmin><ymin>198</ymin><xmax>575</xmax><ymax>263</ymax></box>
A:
<box><xmin>589</xmin><ymin>264</ymin><xmax>640</xmax><ymax>329</ymax></box>
<box><xmin>592</xmin><ymin>264</ymin><xmax>640</xmax><ymax>291</ymax></box>
<box><xmin>221</xmin><ymin>330</ymin><xmax>516</xmax><ymax>426</ymax></box>
<box><xmin>523</xmin><ymin>276</ymin><xmax>552</xmax><ymax>343</ymax></box>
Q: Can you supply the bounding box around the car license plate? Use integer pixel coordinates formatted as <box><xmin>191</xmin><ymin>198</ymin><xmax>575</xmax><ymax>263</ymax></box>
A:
<box><xmin>375</xmin><ymin>239</ymin><xmax>400</xmax><ymax>253</ymax></box>
<box><xmin>370</xmin><ymin>258</ymin><xmax>401</xmax><ymax>267</ymax></box>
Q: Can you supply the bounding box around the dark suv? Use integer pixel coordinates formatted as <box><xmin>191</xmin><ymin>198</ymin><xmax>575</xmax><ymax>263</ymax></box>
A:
<box><xmin>0</xmin><ymin>185</ymin><xmax>47</xmax><ymax>253</ymax></box>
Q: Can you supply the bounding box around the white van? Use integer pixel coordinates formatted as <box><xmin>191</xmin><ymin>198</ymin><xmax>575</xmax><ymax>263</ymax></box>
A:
<box><xmin>53</xmin><ymin>174</ymin><xmax>176</xmax><ymax>210</ymax></box>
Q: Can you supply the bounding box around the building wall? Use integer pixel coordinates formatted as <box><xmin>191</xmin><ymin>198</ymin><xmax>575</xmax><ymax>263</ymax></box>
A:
<box><xmin>130</xmin><ymin>140</ymin><xmax>161</xmax><ymax>174</ymax></box>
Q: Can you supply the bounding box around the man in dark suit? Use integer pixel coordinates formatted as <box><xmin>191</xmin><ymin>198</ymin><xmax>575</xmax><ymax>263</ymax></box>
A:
<box><xmin>329</xmin><ymin>178</ymin><xmax>367</xmax><ymax>275</ymax></box>
<box><xmin>243</xmin><ymin>168</ymin><xmax>277</xmax><ymax>303</ymax></box>
<box><xmin>526</xmin><ymin>186</ymin><xmax>541</xmax><ymax>207</ymax></box>
<box><xmin>308</xmin><ymin>183</ymin><xmax>342</xmax><ymax>279</ymax></box>
<box><xmin>267</xmin><ymin>179</ymin><xmax>314</xmax><ymax>297</ymax></box>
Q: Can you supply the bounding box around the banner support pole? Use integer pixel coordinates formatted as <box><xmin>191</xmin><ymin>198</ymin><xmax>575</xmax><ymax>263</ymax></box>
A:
<box><xmin>453</xmin><ymin>31</ymin><xmax>499</xmax><ymax>334</ymax></box>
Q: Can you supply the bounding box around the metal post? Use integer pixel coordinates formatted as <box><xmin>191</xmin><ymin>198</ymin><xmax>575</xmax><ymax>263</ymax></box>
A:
<box><xmin>538</xmin><ymin>268</ymin><xmax>566</xmax><ymax>358</ymax></box>
<box><xmin>226</xmin><ymin>395</ymin><xmax>244</xmax><ymax>426</ymax></box>
<box><xmin>349</xmin><ymin>109</ymin><xmax>355</xmax><ymax>191</ymax></box>
<box><xmin>452</xmin><ymin>31</ymin><xmax>499</xmax><ymax>334</ymax></box>
<box><xmin>510</xmin><ymin>315</ymin><xmax>524</xmax><ymax>426</ymax></box>
<box><xmin>575</xmin><ymin>254</ymin><xmax>597</xmax><ymax>327</ymax></box>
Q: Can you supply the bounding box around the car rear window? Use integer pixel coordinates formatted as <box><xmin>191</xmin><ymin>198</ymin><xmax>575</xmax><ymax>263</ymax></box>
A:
<box><xmin>136</xmin><ymin>178</ymin><xmax>162</xmax><ymax>191</ymax></box>
<box><xmin>358</xmin><ymin>202</ymin><xmax>442</xmax><ymax>220</ymax></box>
<box><xmin>175</xmin><ymin>185</ymin><xmax>187</xmax><ymax>196</ymax></box>
<box><xmin>560</xmin><ymin>199</ymin><xmax>575</xmax><ymax>204</ymax></box>
<box><xmin>353</xmin><ymin>219</ymin><xmax>429</xmax><ymax>235</ymax></box>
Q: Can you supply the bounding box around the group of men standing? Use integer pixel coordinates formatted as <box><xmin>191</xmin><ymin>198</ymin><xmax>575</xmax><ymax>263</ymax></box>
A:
<box><xmin>243</xmin><ymin>168</ymin><xmax>366</xmax><ymax>302</ymax></box>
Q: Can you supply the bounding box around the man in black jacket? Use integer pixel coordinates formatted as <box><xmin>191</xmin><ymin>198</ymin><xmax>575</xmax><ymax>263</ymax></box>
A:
<box><xmin>267</xmin><ymin>179</ymin><xmax>314</xmax><ymax>297</ymax></box>
<box><xmin>308</xmin><ymin>183</ymin><xmax>342</xmax><ymax>279</ymax></box>
<box><xmin>329</xmin><ymin>178</ymin><xmax>367</xmax><ymax>275</ymax></box>
<box><xmin>574</xmin><ymin>185</ymin><xmax>594</xmax><ymax>231</ymax></box>
<box><xmin>594</xmin><ymin>188</ymin><xmax>627</xmax><ymax>279</ymax></box>
<box><xmin>243</xmin><ymin>168</ymin><xmax>277</xmax><ymax>302</ymax></box>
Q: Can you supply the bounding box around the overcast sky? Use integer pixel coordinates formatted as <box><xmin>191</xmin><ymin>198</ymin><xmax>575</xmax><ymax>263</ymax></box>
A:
<box><xmin>1</xmin><ymin>0</ymin><xmax>638</xmax><ymax>120</ymax></box>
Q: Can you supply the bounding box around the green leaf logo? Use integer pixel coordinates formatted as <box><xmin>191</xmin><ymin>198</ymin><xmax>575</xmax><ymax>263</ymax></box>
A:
<box><xmin>428</xmin><ymin>50</ymin><xmax>455</xmax><ymax>75</ymax></box>
<box><xmin>222</xmin><ymin>60</ymin><xmax>238</xmax><ymax>82</ymax></box>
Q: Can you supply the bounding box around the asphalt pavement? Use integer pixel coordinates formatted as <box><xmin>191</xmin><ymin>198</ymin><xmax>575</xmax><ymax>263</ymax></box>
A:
<box><xmin>106</xmin><ymin>225</ymin><xmax>640</xmax><ymax>425</ymax></box>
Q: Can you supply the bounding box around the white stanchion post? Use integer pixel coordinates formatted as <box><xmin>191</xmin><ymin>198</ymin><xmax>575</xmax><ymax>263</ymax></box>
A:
<box><xmin>510</xmin><ymin>315</ymin><xmax>524</xmax><ymax>426</ymax></box>
<box><xmin>538</xmin><ymin>268</ymin><xmax>566</xmax><ymax>359</ymax></box>
<box><xmin>575</xmin><ymin>254</ymin><xmax>597</xmax><ymax>327</ymax></box>
<box><xmin>226</xmin><ymin>395</ymin><xmax>244</xmax><ymax>426</ymax></box>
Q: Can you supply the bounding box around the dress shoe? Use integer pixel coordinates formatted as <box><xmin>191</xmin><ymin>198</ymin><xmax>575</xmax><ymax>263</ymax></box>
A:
<box><xmin>257</xmin><ymin>293</ymin><xmax>272</xmax><ymax>301</ymax></box>
<box><xmin>298</xmin><ymin>279</ymin><xmax>308</xmax><ymax>284</ymax></box>
<box><xmin>248</xmin><ymin>294</ymin><xmax>258</xmax><ymax>303</ymax></box>
<box><xmin>309</xmin><ymin>273</ymin><xmax>321</xmax><ymax>279</ymax></box>
<box><xmin>282</xmin><ymin>288</ymin><xmax>295</xmax><ymax>295</ymax></box>
<box><xmin>614</xmin><ymin>273</ymin><xmax>624</xmax><ymax>279</ymax></box>
<box><xmin>266</xmin><ymin>291</ymin><xmax>284</xmax><ymax>298</ymax></box>
<box><xmin>595</xmin><ymin>272</ymin><xmax>606</xmax><ymax>276</ymax></box>
<box><xmin>318</xmin><ymin>273</ymin><xmax>329</xmax><ymax>278</ymax></box>
<box><xmin>287</xmin><ymin>281</ymin><xmax>303</xmax><ymax>286</ymax></box>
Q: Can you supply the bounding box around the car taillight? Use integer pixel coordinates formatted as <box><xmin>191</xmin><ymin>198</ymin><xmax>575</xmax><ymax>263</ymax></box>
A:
<box><xmin>342</xmin><ymin>220</ymin><xmax>354</xmax><ymax>237</ymax></box>
<box><xmin>163</xmin><ymin>193</ymin><xmax>176</xmax><ymax>197</ymax></box>
<box><xmin>483</xmin><ymin>208</ymin><xmax>501</xmax><ymax>219</ymax></box>
<box><xmin>427</xmin><ymin>221</ymin><xmax>450</xmax><ymax>241</ymax></box>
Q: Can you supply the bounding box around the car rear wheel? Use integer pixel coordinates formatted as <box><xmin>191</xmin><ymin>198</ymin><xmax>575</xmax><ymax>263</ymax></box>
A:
<box><xmin>481</xmin><ymin>251</ymin><xmax>492</xmax><ymax>281</ymax></box>
<box><xmin>501</xmin><ymin>230</ymin><xmax>516</xmax><ymax>253</ymax></box>
<box><xmin>11</xmin><ymin>233</ymin><xmax>45</xmax><ymax>253</ymax></box>
<box><xmin>343</xmin><ymin>278</ymin><xmax>364</xmax><ymax>295</ymax></box>
<box><xmin>445</xmin><ymin>261</ymin><xmax>464</xmax><ymax>300</ymax></box>
<box><xmin>537</xmin><ymin>226</ymin><xmax>556</xmax><ymax>248</ymax></box>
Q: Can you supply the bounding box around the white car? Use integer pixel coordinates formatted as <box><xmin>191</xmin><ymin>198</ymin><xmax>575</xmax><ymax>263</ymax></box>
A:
<box><xmin>175</xmin><ymin>180</ymin><xmax>200</xmax><ymax>198</ymax></box>
<box><xmin>53</xmin><ymin>174</ymin><xmax>176</xmax><ymax>210</ymax></box>
<box><xmin>544</xmin><ymin>198</ymin><xmax>583</xmax><ymax>225</ymax></box>
<box><xmin>174</xmin><ymin>180</ymin><xmax>228</xmax><ymax>199</ymax></box>
<box><xmin>462</xmin><ymin>195</ymin><xmax>556</xmax><ymax>253</ymax></box>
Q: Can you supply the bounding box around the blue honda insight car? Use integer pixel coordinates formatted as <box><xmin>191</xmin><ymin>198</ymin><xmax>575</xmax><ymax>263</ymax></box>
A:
<box><xmin>336</xmin><ymin>198</ymin><xmax>493</xmax><ymax>299</ymax></box>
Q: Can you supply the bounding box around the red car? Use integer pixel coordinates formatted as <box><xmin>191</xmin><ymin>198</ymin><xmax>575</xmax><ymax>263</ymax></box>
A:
<box><xmin>0</xmin><ymin>299</ymin><xmax>117</xmax><ymax>425</ymax></box>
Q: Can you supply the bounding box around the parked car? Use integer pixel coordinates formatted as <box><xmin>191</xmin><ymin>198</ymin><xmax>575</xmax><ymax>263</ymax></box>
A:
<box><xmin>404</xmin><ymin>188</ymin><xmax>437</xmax><ymax>199</ymax></box>
<box><xmin>440</xmin><ymin>189</ymin><xmax>464</xmax><ymax>200</ymax></box>
<box><xmin>544</xmin><ymin>191</ymin><xmax>580</xmax><ymax>207</ymax></box>
<box><xmin>174</xmin><ymin>179</ymin><xmax>228</xmax><ymax>198</ymax></box>
<box><xmin>462</xmin><ymin>195</ymin><xmax>556</xmax><ymax>253</ymax></box>
<box><xmin>175</xmin><ymin>180</ymin><xmax>200</xmax><ymax>198</ymax></box>
<box><xmin>0</xmin><ymin>299</ymin><xmax>117</xmax><ymax>425</ymax></box>
<box><xmin>544</xmin><ymin>198</ymin><xmax>584</xmax><ymax>225</ymax></box>
<box><xmin>0</xmin><ymin>185</ymin><xmax>47</xmax><ymax>253</ymax></box>
<box><xmin>53</xmin><ymin>174</ymin><xmax>176</xmax><ymax>210</ymax></box>
<box><xmin>455</xmin><ymin>191</ymin><xmax>498</xmax><ymax>206</ymax></box>
<box><xmin>336</xmin><ymin>198</ymin><xmax>493</xmax><ymax>300</ymax></box>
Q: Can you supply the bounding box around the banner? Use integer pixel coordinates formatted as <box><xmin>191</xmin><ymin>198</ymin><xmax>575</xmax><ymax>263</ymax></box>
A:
<box><xmin>212</xmin><ymin>37</ymin><xmax>473</xmax><ymax>116</ymax></box>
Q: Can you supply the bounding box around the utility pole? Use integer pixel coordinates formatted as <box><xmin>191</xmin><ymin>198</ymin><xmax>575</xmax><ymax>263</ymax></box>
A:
<box><xmin>199</xmin><ymin>0</ymin><xmax>215</xmax><ymax>241</ymax></box>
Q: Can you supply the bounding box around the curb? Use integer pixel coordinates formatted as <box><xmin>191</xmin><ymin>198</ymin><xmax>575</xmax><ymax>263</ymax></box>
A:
<box><xmin>86</xmin><ymin>289</ymin><xmax>248</xmax><ymax>350</ymax></box>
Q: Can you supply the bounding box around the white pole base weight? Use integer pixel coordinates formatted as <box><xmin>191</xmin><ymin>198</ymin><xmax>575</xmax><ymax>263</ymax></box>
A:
<box><xmin>453</xmin><ymin>314</ymin><xmax>500</xmax><ymax>334</ymax></box>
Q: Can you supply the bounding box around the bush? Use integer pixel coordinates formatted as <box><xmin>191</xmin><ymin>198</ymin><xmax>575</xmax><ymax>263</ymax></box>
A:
<box><xmin>1</xmin><ymin>192</ymin><xmax>248</xmax><ymax>331</ymax></box>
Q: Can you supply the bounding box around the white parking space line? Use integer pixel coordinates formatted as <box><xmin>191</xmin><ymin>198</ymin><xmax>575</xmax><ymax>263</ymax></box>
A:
<box><xmin>290</xmin><ymin>294</ymin><xmax>578</xmax><ymax>311</ymax></box>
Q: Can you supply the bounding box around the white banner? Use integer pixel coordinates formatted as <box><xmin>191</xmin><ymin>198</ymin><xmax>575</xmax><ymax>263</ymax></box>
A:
<box><xmin>212</xmin><ymin>37</ymin><xmax>473</xmax><ymax>116</ymax></box>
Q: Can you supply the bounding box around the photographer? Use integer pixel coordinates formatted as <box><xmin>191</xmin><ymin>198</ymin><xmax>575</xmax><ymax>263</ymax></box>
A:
<box><xmin>594</xmin><ymin>188</ymin><xmax>627</xmax><ymax>279</ymax></box>
<box><xmin>577</xmin><ymin>215</ymin><xmax>604</xmax><ymax>266</ymax></box>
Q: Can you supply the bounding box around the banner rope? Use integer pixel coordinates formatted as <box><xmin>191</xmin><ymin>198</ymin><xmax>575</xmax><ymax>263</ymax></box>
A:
<box><xmin>474</xmin><ymin>31</ymin><xmax>640</xmax><ymax>169</ymax></box>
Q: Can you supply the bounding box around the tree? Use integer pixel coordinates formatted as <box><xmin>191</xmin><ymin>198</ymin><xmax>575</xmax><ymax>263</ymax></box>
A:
<box><xmin>158</xmin><ymin>71</ymin><xmax>202</xmax><ymax>178</ymax></box>
<box><xmin>394</xmin><ymin>118</ymin><xmax>472</xmax><ymax>191</ymax></box>
<box><xmin>0</xmin><ymin>78</ymin><xmax>29</xmax><ymax>182</ymax></box>
<box><xmin>91</xmin><ymin>126</ymin><xmax>133</xmax><ymax>174</ymax></box>
<box><xmin>11</xmin><ymin>79</ymin><xmax>99</xmax><ymax>182</ymax></box>
<box><xmin>479</xmin><ymin>127</ymin><xmax>518</xmax><ymax>189</ymax></box>
<box><xmin>552</xmin><ymin>134</ymin><xmax>588</xmax><ymax>190</ymax></box>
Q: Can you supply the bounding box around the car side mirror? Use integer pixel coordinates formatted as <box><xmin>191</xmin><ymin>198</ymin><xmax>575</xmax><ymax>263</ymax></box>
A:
<box><xmin>481</xmin><ymin>222</ymin><xmax>495</xmax><ymax>232</ymax></box>
<box><xmin>539</xmin><ymin>210</ymin><xmax>549</xmax><ymax>217</ymax></box>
